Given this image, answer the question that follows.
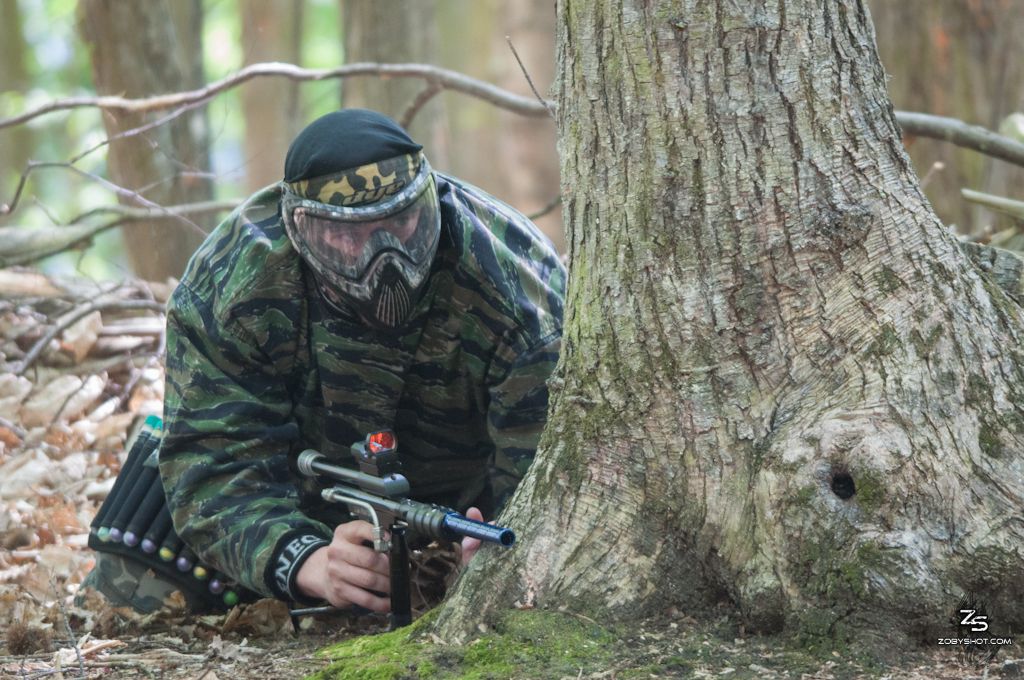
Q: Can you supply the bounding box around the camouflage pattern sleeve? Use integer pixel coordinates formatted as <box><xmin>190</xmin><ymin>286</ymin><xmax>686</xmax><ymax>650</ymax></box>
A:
<box><xmin>485</xmin><ymin>332</ymin><xmax>562</xmax><ymax>512</ymax></box>
<box><xmin>159</xmin><ymin>282</ymin><xmax>331</xmax><ymax>600</ymax></box>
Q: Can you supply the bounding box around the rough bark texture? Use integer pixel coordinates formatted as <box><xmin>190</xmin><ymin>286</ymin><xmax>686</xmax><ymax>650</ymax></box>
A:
<box><xmin>434</xmin><ymin>0</ymin><xmax>1024</xmax><ymax>646</ymax></box>
<box><xmin>78</xmin><ymin>0</ymin><xmax>211</xmax><ymax>281</ymax></box>
<box><xmin>241</xmin><ymin>0</ymin><xmax>304</xmax><ymax>192</ymax></box>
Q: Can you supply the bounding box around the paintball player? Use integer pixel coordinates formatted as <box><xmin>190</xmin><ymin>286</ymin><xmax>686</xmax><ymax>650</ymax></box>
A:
<box><xmin>82</xmin><ymin>109</ymin><xmax>565</xmax><ymax>614</ymax></box>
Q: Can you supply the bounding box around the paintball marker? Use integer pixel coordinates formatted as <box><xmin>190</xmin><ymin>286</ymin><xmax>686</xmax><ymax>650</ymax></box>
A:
<box><xmin>297</xmin><ymin>430</ymin><xmax>515</xmax><ymax>628</ymax></box>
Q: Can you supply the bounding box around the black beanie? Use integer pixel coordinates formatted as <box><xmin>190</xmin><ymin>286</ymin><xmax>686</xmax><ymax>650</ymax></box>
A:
<box><xmin>283</xmin><ymin>109</ymin><xmax>423</xmax><ymax>183</ymax></box>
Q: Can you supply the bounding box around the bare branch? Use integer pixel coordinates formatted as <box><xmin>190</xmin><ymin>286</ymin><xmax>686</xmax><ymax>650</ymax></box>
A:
<box><xmin>506</xmin><ymin>37</ymin><xmax>555</xmax><ymax>118</ymax></box>
<box><xmin>401</xmin><ymin>82</ymin><xmax>443</xmax><ymax>129</ymax></box>
<box><xmin>528</xmin><ymin>195</ymin><xmax>562</xmax><ymax>221</ymax></box>
<box><xmin>0</xmin><ymin>61</ymin><xmax>553</xmax><ymax>131</ymax></box>
<box><xmin>896</xmin><ymin>111</ymin><xmax>1024</xmax><ymax>169</ymax></box>
<box><xmin>0</xmin><ymin>220</ymin><xmax>127</xmax><ymax>268</ymax></box>
<box><xmin>1</xmin><ymin>161</ymin><xmax>210</xmax><ymax>237</ymax></box>
<box><xmin>962</xmin><ymin>188</ymin><xmax>1024</xmax><ymax>220</ymax></box>
<box><xmin>70</xmin><ymin>199</ymin><xmax>239</xmax><ymax>225</ymax></box>
<box><xmin>69</xmin><ymin>97</ymin><xmax>210</xmax><ymax>165</ymax></box>
<box><xmin>15</xmin><ymin>298</ymin><xmax>165</xmax><ymax>377</ymax></box>
<box><xmin>0</xmin><ymin>201</ymin><xmax>237</xmax><ymax>268</ymax></box>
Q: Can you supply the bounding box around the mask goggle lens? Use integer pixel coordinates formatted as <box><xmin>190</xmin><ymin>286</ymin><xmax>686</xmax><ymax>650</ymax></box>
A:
<box><xmin>283</xmin><ymin>167</ymin><xmax>438</xmax><ymax>283</ymax></box>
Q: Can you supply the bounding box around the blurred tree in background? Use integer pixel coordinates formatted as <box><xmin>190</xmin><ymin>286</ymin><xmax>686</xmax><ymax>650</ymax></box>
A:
<box><xmin>78</xmin><ymin>0</ymin><xmax>213</xmax><ymax>281</ymax></box>
<box><xmin>340</xmin><ymin>0</ymin><xmax>447</xmax><ymax>166</ymax></box>
<box><xmin>239</xmin><ymin>0</ymin><xmax>304</xmax><ymax>192</ymax></box>
<box><xmin>872</xmin><ymin>0</ymin><xmax>1024</xmax><ymax>237</ymax></box>
<box><xmin>0</xmin><ymin>0</ymin><xmax>33</xmax><ymax>228</ymax></box>
<box><xmin>0</xmin><ymin>0</ymin><xmax>1021</xmax><ymax>281</ymax></box>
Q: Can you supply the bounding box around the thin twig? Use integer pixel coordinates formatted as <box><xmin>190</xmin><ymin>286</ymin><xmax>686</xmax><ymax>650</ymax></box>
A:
<box><xmin>15</xmin><ymin>299</ymin><xmax>166</xmax><ymax>377</ymax></box>
<box><xmin>919</xmin><ymin>161</ymin><xmax>946</xmax><ymax>190</ymax></box>
<box><xmin>1</xmin><ymin>162</ymin><xmax>208</xmax><ymax>238</ymax></box>
<box><xmin>401</xmin><ymin>83</ymin><xmax>443</xmax><ymax>129</ymax></box>
<box><xmin>962</xmin><ymin>188</ymin><xmax>1024</xmax><ymax>220</ymax></box>
<box><xmin>0</xmin><ymin>416</ymin><xmax>28</xmax><ymax>439</ymax></box>
<box><xmin>528</xmin><ymin>195</ymin><xmax>562</xmax><ymax>221</ymax></box>
<box><xmin>0</xmin><ymin>61</ymin><xmax>553</xmax><ymax>131</ymax></box>
<box><xmin>50</xmin><ymin>575</ymin><xmax>86</xmax><ymax>678</ymax></box>
<box><xmin>69</xmin><ymin>199</ymin><xmax>239</xmax><ymax>225</ymax></box>
<box><xmin>506</xmin><ymin>37</ymin><xmax>555</xmax><ymax>118</ymax></box>
<box><xmin>69</xmin><ymin>97</ymin><xmax>211</xmax><ymax>165</ymax></box>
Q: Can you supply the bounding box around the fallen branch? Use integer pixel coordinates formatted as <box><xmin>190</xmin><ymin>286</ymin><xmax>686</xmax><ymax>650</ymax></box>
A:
<box><xmin>15</xmin><ymin>299</ymin><xmax>166</xmax><ymax>377</ymax></box>
<box><xmin>896</xmin><ymin>111</ymin><xmax>1024</xmax><ymax>169</ymax></box>
<box><xmin>0</xmin><ymin>61</ymin><xmax>552</xmax><ymax>131</ymax></box>
<box><xmin>0</xmin><ymin>220</ymin><xmax>126</xmax><ymax>269</ymax></box>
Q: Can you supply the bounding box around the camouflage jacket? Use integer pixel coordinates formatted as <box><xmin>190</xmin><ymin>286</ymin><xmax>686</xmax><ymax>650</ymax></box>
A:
<box><xmin>158</xmin><ymin>174</ymin><xmax>566</xmax><ymax>601</ymax></box>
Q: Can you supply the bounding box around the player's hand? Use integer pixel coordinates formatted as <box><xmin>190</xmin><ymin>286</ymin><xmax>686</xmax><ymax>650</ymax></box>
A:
<box><xmin>460</xmin><ymin>506</ymin><xmax>486</xmax><ymax>566</ymax></box>
<box><xmin>295</xmin><ymin>520</ymin><xmax>391</xmax><ymax>612</ymax></box>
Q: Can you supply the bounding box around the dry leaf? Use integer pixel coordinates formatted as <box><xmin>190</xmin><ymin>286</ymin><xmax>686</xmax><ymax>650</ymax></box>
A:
<box><xmin>60</xmin><ymin>310</ymin><xmax>103</xmax><ymax>363</ymax></box>
<box><xmin>0</xmin><ymin>373</ymin><xmax>32</xmax><ymax>421</ymax></box>
<box><xmin>20</xmin><ymin>375</ymin><xmax>84</xmax><ymax>427</ymax></box>
<box><xmin>0</xmin><ymin>425</ymin><xmax>22</xmax><ymax>449</ymax></box>
<box><xmin>220</xmin><ymin>598</ymin><xmax>293</xmax><ymax>637</ymax></box>
<box><xmin>209</xmin><ymin>635</ymin><xmax>265</xmax><ymax>662</ymax></box>
<box><xmin>0</xmin><ymin>449</ymin><xmax>51</xmax><ymax>499</ymax></box>
<box><xmin>59</xmin><ymin>374</ymin><xmax>107</xmax><ymax>422</ymax></box>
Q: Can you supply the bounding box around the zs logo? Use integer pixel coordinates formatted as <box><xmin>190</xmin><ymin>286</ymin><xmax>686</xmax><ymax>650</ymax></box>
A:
<box><xmin>959</xmin><ymin>609</ymin><xmax>989</xmax><ymax>633</ymax></box>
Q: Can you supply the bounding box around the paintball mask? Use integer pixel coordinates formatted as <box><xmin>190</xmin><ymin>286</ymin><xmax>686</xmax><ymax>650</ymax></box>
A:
<box><xmin>282</xmin><ymin>153</ymin><xmax>441</xmax><ymax>331</ymax></box>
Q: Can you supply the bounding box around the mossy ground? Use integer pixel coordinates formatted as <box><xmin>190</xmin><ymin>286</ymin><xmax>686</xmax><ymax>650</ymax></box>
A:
<box><xmin>306</xmin><ymin>608</ymin><xmax>1014</xmax><ymax>679</ymax></box>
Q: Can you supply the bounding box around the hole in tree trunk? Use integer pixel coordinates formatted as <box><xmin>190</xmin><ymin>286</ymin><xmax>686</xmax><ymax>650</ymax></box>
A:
<box><xmin>830</xmin><ymin>470</ymin><xmax>856</xmax><ymax>499</ymax></box>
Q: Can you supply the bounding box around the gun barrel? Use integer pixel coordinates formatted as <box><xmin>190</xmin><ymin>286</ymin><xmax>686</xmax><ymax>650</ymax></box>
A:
<box><xmin>298</xmin><ymin>449</ymin><xmax>410</xmax><ymax>497</ymax></box>
<box><xmin>322</xmin><ymin>486</ymin><xmax>515</xmax><ymax>548</ymax></box>
<box><xmin>441</xmin><ymin>513</ymin><xmax>516</xmax><ymax>546</ymax></box>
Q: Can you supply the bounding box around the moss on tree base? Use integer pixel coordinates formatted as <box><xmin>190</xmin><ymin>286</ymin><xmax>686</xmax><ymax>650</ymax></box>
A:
<box><xmin>307</xmin><ymin>608</ymin><xmax>1008</xmax><ymax>679</ymax></box>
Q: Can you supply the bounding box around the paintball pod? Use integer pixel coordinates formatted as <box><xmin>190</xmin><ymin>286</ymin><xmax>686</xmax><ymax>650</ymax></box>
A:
<box><xmin>298</xmin><ymin>430</ymin><xmax>515</xmax><ymax>628</ymax></box>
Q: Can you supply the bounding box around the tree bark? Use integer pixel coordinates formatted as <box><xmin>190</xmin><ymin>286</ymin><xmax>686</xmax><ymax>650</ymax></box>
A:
<box><xmin>241</xmin><ymin>0</ymin><xmax>304</xmax><ymax>192</ymax></box>
<box><xmin>435</xmin><ymin>0</ymin><xmax>1024</xmax><ymax>646</ymax></box>
<box><xmin>78</xmin><ymin>0</ymin><xmax>212</xmax><ymax>281</ymax></box>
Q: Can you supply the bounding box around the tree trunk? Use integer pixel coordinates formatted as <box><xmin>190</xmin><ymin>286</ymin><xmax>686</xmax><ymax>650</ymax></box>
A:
<box><xmin>435</xmin><ymin>0</ymin><xmax>1024</xmax><ymax>647</ymax></box>
<box><xmin>241</xmin><ymin>0</ymin><xmax>304</xmax><ymax>193</ymax></box>
<box><xmin>0</xmin><ymin>0</ymin><xmax>32</xmax><ymax>227</ymax></box>
<box><xmin>78</xmin><ymin>0</ymin><xmax>212</xmax><ymax>281</ymax></box>
<box><xmin>872</xmin><ymin>0</ymin><xmax>1024</xmax><ymax>236</ymax></box>
<box><xmin>340</xmin><ymin>0</ymin><xmax>447</xmax><ymax>166</ymax></box>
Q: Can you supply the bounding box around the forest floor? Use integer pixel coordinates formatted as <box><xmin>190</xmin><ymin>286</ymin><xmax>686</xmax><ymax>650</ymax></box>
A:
<box><xmin>0</xmin><ymin>271</ymin><xmax>1020</xmax><ymax>679</ymax></box>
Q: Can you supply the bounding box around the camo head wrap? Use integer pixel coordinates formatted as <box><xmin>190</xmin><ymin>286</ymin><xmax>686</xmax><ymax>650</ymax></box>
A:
<box><xmin>281</xmin><ymin>110</ymin><xmax>440</xmax><ymax>332</ymax></box>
